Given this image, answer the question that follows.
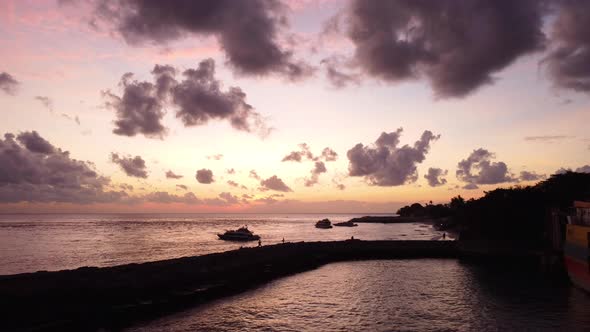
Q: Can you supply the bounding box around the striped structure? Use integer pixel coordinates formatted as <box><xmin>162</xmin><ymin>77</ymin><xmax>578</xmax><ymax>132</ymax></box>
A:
<box><xmin>565</xmin><ymin>224</ymin><xmax>590</xmax><ymax>291</ymax></box>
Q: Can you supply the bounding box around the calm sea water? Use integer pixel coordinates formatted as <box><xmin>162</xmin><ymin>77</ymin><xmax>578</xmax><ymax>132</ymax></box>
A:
<box><xmin>0</xmin><ymin>213</ymin><xmax>445</xmax><ymax>275</ymax></box>
<box><xmin>127</xmin><ymin>260</ymin><xmax>590</xmax><ymax>332</ymax></box>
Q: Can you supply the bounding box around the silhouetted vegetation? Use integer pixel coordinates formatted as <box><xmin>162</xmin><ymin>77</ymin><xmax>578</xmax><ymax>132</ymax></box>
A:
<box><xmin>397</xmin><ymin>172</ymin><xmax>590</xmax><ymax>248</ymax></box>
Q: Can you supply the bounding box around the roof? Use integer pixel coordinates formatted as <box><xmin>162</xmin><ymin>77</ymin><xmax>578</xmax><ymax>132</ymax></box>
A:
<box><xmin>574</xmin><ymin>201</ymin><xmax>590</xmax><ymax>208</ymax></box>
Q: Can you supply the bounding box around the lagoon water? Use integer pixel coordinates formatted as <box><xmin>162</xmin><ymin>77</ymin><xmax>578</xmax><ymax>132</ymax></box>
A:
<box><xmin>128</xmin><ymin>260</ymin><xmax>590</xmax><ymax>332</ymax></box>
<box><xmin>0</xmin><ymin>213</ymin><xmax>443</xmax><ymax>275</ymax></box>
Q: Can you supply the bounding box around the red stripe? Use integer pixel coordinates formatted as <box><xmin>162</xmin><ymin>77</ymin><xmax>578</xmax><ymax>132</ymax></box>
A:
<box><xmin>564</xmin><ymin>256</ymin><xmax>590</xmax><ymax>285</ymax></box>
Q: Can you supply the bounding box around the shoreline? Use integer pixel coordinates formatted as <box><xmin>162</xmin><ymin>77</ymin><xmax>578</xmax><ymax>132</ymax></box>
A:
<box><xmin>0</xmin><ymin>240</ymin><xmax>456</xmax><ymax>331</ymax></box>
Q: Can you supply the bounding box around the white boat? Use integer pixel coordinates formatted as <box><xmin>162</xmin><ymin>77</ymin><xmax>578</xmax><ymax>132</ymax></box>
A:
<box><xmin>217</xmin><ymin>226</ymin><xmax>260</xmax><ymax>241</ymax></box>
<box><xmin>315</xmin><ymin>218</ymin><xmax>333</xmax><ymax>229</ymax></box>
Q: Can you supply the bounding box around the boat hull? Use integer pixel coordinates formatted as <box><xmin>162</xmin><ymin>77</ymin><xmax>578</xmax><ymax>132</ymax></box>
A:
<box><xmin>334</xmin><ymin>223</ymin><xmax>358</xmax><ymax>227</ymax></box>
<box><xmin>565</xmin><ymin>224</ymin><xmax>590</xmax><ymax>292</ymax></box>
<box><xmin>217</xmin><ymin>234</ymin><xmax>260</xmax><ymax>242</ymax></box>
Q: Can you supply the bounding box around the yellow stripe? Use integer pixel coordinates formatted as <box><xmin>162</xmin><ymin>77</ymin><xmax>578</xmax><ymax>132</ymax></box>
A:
<box><xmin>566</xmin><ymin>224</ymin><xmax>590</xmax><ymax>247</ymax></box>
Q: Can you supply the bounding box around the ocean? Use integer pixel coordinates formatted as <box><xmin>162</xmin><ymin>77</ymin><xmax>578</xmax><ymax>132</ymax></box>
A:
<box><xmin>0</xmin><ymin>213</ymin><xmax>443</xmax><ymax>275</ymax></box>
<box><xmin>3</xmin><ymin>213</ymin><xmax>590</xmax><ymax>331</ymax></box>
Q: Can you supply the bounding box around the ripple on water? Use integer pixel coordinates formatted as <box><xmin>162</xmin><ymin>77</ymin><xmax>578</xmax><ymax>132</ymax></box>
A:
<box><xmin>126</xmin><ymin>260</ymin><xmax>590</xmax><ymax>332</ymax></box>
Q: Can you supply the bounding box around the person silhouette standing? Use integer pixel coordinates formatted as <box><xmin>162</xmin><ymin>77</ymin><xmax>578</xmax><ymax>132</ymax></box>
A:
<box><xmin>258</xmin><ymin>239</ymin><xmax>261</xmax><ymax>247</ymax></box>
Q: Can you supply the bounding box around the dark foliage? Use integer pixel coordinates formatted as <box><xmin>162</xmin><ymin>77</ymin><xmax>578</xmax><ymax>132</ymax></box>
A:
<box><xmin>398</xmin><ymin>172</ymin><xmax>590</xmax><ymax>247</ymax></box>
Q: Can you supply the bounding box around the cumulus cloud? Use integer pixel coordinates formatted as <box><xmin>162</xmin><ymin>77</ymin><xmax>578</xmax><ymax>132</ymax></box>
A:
<box><xmin>463</xmin><ymin>183</ymin><xmax>479</xmax><ymax>190</ymax></box>
<box><xmin>226</xmin><ymin>168</ymin><xmax>236</xmax><ymax>174</ymax></box>
<box><xmin>260</xmin><ymin>175</ymin><xmax>292</xmax><ymax>192</ymax></box>
<box><xmin>519</xmin><ymin>170</ymin><xmax>545</xmax><ymax>181</ymax></box>
<box><xmin>320</xmin><ymin>147</ymin><xmax>338</xmax><ymax>161</ymax></box>
<box><xmin>104</xmin><ymin>59</ymin><xmax>271</xmax><ymax>138</ymax></box>
<box><xmin>165</xmin><ymin>170</ymin><xmax>183</xmax><ymax>179</ymax></box>
<box><xmin>102</xmin><ymin>69</ymin><xmax>169</xmax><ymax>138</ymax></box>
<box><xmin>143</xmin><ymin>191</ymin><xmax>200</xmax><ymax>204</ymax></box>
<box><xmin>424</xmin><ymin>168</ymin><xmax>448</xmax><ymax>187</ymax></box>
<box><xmin>16</xmin><ymin>131</ymin><xmax>55</xmax><ymax>154</ymax></box>
<box><xmin>347</xmin><ymin>128</ymin><xmax>440</xmax><ymax>186</ymax></box>
<box><xmin>111</xmin><ymin>153</ymin><xmax>148</xmax><ymax>178</ymax></box>
<box><xmin>0</xmin><ymin>72</ymin><xmax>19</xmax><ymax>95</ymax></box>
<box><xmin>576</xmin><ymin>165</ymin><xmax>590</xmax><ymax>173</ymax></box>
<box><xmin>282</xmin><ymin>143</ymin><xmax>313</xmax><ymax>162</ymax></box>
<box><xmin>196</xmin><ymin>168</ymin><xmax>214</xmax><ymax>184</ymax></box>
<box><xmin>344</xmin><ymin>0</ymin><xmax>547</xmax><ymax>97</ymax></box>
<box><xmin>282</xmin><ymin>143</ymin><xmax>339</xmax><ymax>163</ymax></box>
<box><xmin>456</xmin><ymin>149</ymin><xmax>515</xmax><ymax>186</ymax></box>
<box><xmin>119</xmin><ymin>183</ymin><xmax>134</xmax><ymax>191</ymax></box>
<box><xmin>176</xmin><ymin>184</ymin><xmax>188</xmax><ymax>190</ymax></box>
<box><xmin>219</xmin><ymin>192</ymin><xmax>239</xmax><ymax>204</ymax></box>
<box><xmin>0</xmin><ymin>131</ymin><xmax>125</xmax><ymax>203</ymax></box>
<box><xmin>544</xmin><ymin>1</ymin><xmax>590</xmax><ymax>93</ymax></box>
<box><xmin>172</xmin><ymin>59</ymin><xmax>271</xmax><ymax>137</ymax></box>
<box><xmin>227</xmin><ymin>180</ymin><xmax>239</xmax><ymax>187</ymax></box>
<box><xmin>89</xmin><ymin>0</ymin><xmax>312</xmax><ymax>80</ymax></box>
<box><xmin>304</xmin><ymin>161</ymin><xmax>327</xmax><ymax>187</ymax></box>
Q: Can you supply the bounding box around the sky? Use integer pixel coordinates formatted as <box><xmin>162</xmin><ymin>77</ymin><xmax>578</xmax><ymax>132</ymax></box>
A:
<box><xmin>0</xmin><ymin>0</ymin><xmax>589</xmax><ymax>213</ymax></box>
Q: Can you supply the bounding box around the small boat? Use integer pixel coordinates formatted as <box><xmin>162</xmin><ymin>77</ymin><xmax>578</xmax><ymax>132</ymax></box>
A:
<box><xmin>564</xmin><ymin>201</ymin><xmax>590</xmax><ymax>292</ymax></box>
<box><xmin>315</xmin><ymin>218</ymin><xmax>333</xmax><ymax>229</ymax></box>
<box><xmin>334</xmin><ymin>220</ymin><xmax>358</xmax><ymax>227</ymax></box>
<box><xmin>217</xmin><ymin>226</ymin><xmax>260</xmax><ymax>241</ymax></box>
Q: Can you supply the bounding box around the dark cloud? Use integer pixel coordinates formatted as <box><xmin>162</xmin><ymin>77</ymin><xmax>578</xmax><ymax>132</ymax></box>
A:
<box><xmin>219</xmin><ymin>192</ymin><xmax>239</xmax><ymax>204</ymax></box>
<box><xmin>165</xmin><ymin>170</ymin><xmax>183</xmax><ymax>179</ymax></box>
<box><xmin>282</xmin><ymin>144</ymin><xmax>338</xmax><ymax>162</ymax></box>
<box><xmin>0</xmin><ymin>132</ymin><xmax>125</xmax><ymax>203</ymax></box>
<box><xmin>282</xmin><ymin>143</ymin><xmax>314</xmax><ymax>162</ymax></box>
<box><xmin>519</xmin><ymin>170</ymin><xmax>545</xmax><ymax>181</ymax></box>
<box><xmin>111</xmin><ymin>153</ymin><xmax>148</xmax><ymax>178</ymax></box>
<box><xmin>524</xmin><ymin>135</ymin><xmax>571</xmax><ymax>142</ymax></box>
<box><xmin>260</xmin><ymin>175</ymin><xmax>292</xmax><ymax>192</ymax></box>
<box><xmin>90</xmin><ymin>0</ymin><xmax>312</xmax><ymax>80</ymax></box>
<box><xmin>227</xmin><ymin>180</ymin><xmax>239</xmax><ymax>187</ymax></box>
<box><xmin>320</xmin><ymin>147</ymin><xmax>338</xmax><ymax>161</ymax></box>
<box><xmin>345</xmin><ymin>0</ymin><xmax>547</xmax><ymax>97</ymax></box>
<box><xmin>172</xmin><ymin>59</ymin><xmax>271</xmax><ymax>137</ymax></box>
<box><xmin>196</xmin><ymin>168</ymin><xmax>214</xmax><ymax>184</ymax></box>
<box><xmin>336</xmin><ymin>183</ymin><xmax>346</xmax><ymax>190</ymax></box>
<box><xmin>119</xmin><ymin>183</ymin><xmax>134</xmax><ymax>191</ymax></box>
<box><xmin>544</xmin><ymin>1</ymin><xmax>590</xmax><ymax>92</ymax></box>
<box><xmin>143</xmin><ymin>191</ymin><xmax>200</xmax><ymax>204</ymax></box>
<box><xmin>347</xmin><ymin>128</ymin><xmax>440</xmax><ymax>186</ymax></box>
<box><xmin>456</xmin><ymin>148</ymin><xmax>515</xmax><ymax>186</ymax></box>
<box><xmin>226</xmin><ymin>168</ymin><xmax>236</xmax><ymax>174</ymax></box>
<box><xmin>35</xmin><ymin>96</ymin><xmax>54</xmax><ymax>112</ymax></box>
<box><xmin>16</xmin><ymin>131</ymin><xmax>55</xmax><ymax>154</ymax></box>
<box><xmin>424</xmin><ymin>167</ymin><xmax>448</xmax><ymax>187</ymax></box>
<box><xmin>321</xmin><ymin>56</ymin><xmax>361</xmax><ymax>88</ymax></box>
<box><xmin>304</xmin><ymin>161</ymin><xmax>327</xmax><ymax>187</ymax></box>
<box><xmin>463</xmin><ymin>183</ymin><xmax>479</xmax><ymax>190</ymax></box>
<box><xmin>249</xmin><ymin>170</ymin><xmax>261</xmax><ymax>180</ymax></box>
<box><xmin>104</xmin><ymin>59</ymin><xmax>270</xmax><ymax>138</ymax></box>
<box><xmin>176</xmin><ymin>184</ymin><xmax>188</xmax><ymax>190</ymax></box>
<box><xmin>102</xmin><ymin>69</ymin><xmax>169</xmax><ymax>138</ymax></box>
<box><xmin>207</xmin><ymin>154</ymin><xmax>223</xmax><ymax>160</ymax></box>
<box><xmin>0</xmin><ymin>72</ymin><xmax>19</xmax><ymax>95</ymax></box>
